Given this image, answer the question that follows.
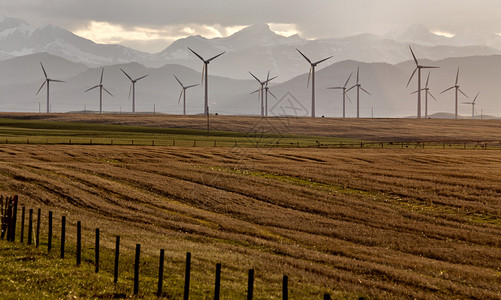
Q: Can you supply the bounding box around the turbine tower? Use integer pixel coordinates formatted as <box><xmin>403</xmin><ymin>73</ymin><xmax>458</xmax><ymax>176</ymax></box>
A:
<box><xmin>440</xmin><ymin>68</ymin><xmax>468</xmax><ymax>120</ymax></box>
<box><xmin>462</xmin><ymin>92</ymin><xmax>479</xmax><ymax>119</ymax></box>
<box><xmin>327</xmin><ymin>72</ymin><xmax>352</xmax><ymax>118</ymax></box>
<box><xmin>188</xmin><ymin>48</ymin><xmax>225</xmax><ymax>115</ymax></box>
<box><xmin>296</xmin><ymin>49</ymin><xmax>332</xmax><ymax>118</ymax></box>
<box><xmin>36</xmin><ymin>62</ymin><xmax>64</xmax><ymax>113</ymax></box>
<box><xmin>411</xmin><ymin>72</ymin><xmax>436</xmax><ymax>118</ymax></box>
<box><xmin>346</xmin><ymin>67</ymin><xmax>371</xmax><ymax>118</ymax></box>
<box><xmin>249</xmin><ymin>71</ymin><xmax>277</xmax><ymax>117</ymax></box>
<box><xmin>85</xmin><ymin>68</ymin><xmax>113</xmax><ymax>114</ymax></box>
<box><xmin>173</xmin><ymin>74</ymin><xmax>198</xmax><ymax>115</ymax></box>
<box><xmin>121</xmin><ymin>68</ymin><xmax>148</xmax><ymax>114</ymax></box>
<box><xmin>406</xmin><ymin>46</ymin><xmax>439</xmax><ymax>119</ymax></box>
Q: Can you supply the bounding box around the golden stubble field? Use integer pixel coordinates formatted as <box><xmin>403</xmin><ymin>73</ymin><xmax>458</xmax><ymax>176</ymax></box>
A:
<box><xmin>0</xmin><ymin>143</ymin><xmax>500</xmax><ymax>298</ymax></box>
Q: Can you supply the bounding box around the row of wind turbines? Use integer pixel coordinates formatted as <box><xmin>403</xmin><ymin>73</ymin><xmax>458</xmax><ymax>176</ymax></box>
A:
<box><xmin>36</xmin><ymin>45</ymin><xmax>480</xmax><ymax>119</ymax></box>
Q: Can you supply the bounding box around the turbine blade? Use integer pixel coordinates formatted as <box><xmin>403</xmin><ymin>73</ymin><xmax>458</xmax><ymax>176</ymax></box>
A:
<box><xmin>50</xmin><ymin>79</ymin><xmax>64</xmax><ymax>83</ymax></box>
<box><xmin>455</xmin><ymin>68</ymin><xmax>460</xmax><ymax>85</ymax></box>
<box><xmin>248</xmin><ymin>71</ymin><xmax>261</xmax><ymax>83</ymax></box>
<box><xmin>266</xmin><ymin>76</ymin><xmax>278</xmax><ymax>86</ymax></box>
<box><xmin>356</xmin><ymin>66</ymin><xmax>360</xmax><ymax>84</ymax></box>
<box><xmin>307</xmin><ymin>66</ymin><xmax>312</xmax><ymax>88</ymax></box>
<box><xmin>346</xmin><ymin>92</ymin><xmax>352</xmax><ymax>103</ymax></box>
<box><xmin>40</xmin><ymin>62</ymin><xmax>48</xmax><ymax>79</ymax></box>
<box><xmin>268</xmin><ymin>89</ymin><xmax>278</xmax><ymax>100</ymax></box>
<box><xmin>128</xmin><ymin>84</ymin><xmax>132</xmax><ymax>100</ymax></box>
<box><xmin>100</xmin><ymin>68</ymin><xmax>104</xmax><ymax>85</ymax></box>
<box><xmin>406</xmin><ymin>67</ymin><xmax>417</xmax><ymax>88</ymax></box>
<box><xmin>428</xmin><ymin>91</ymin><xmax>437</xmax><ymax>101</ymax></box>
<box><xmin>425</xmin><ymin>72</ymin><xmax>430</xmax><ymax>88</ymax></box>
<box><xmin>346</xmin><ymin>85</ymin><xmax>356</xmax><ymax>93</ymax></box>
<box><xmin>185</xmin><ymin>84</ymin><xmax>198</xmax><ymax>89</ymax></box>
<box><xmin>327</xmin><ymin>87</ymin><xmax>343</xmax><ymax>90</ymax></box>
<box><xmin>103</xmin><ymin>87</ymin><xmax>113</xmax><ymax>97</ymax></box>
<box><xmin>135</xmin><ymin>74</ymin><xmax>148</xmax><ymax>81</ymax></box>
<box><xmin>188</xmin><ymin>47</ymin><xmax>205</xmax><ymax>61</ymax></box>
<box><xmin>440</xmin><ymin>86</ymin><xmax>455</xmax><ymax>94</ymax></box>
<box><xmin>473</xmin><ymin>92</ymin><xmax>479</xmax><ymax>103</ymax></box>
<box><xmin>178</xmin><ymin>90</ymin><xmax>183</xmax><ymax>104</ymax></box>
<box><xmin>201</xmin><ymin>64</ymin><xmax>205</xmax><ymax>85</ymax></box>
<box><xmin>250</xmin><ymin>89</ymin><xmax>260</xmax><ymax>94</ymax></box>
<box><xmin>360</xmin><ymin>86</ymin><xmax>371</xmax><ymax>95</ymax></box>
<box><xmin>266</xmin><ymin>71</ymin><xmax>270</xmax><ymax>83</ymax></box>
<box><xmin>459</xmin><ymin>88</ymin><xmax>468</xmax><ymax>98</ymax></box>
<box><xmin>314</xmin><ymin>56</ymin><xmax>333</xmax><ymax>65</ymax></box>
<box><xmin>36</xmin><ymin>81</ymin><xmax>46</xmax><ymax>95</ymax></box>
<box><xmin>207</xmin><ymin>51</ymin><xmax>225</xmax><ymax>62</ymax></box>
<box><xmin>410</xmin><ymin>90</ymin><xmax>419</xmax><ymax>95</ymax></box>
<box><xmin>85</xmin><ymin>85</ymin><xmax>99</xmax><ymax>92</ymax></box>
<box><xmin>421</xmin><ymin>66</ymin><xmax>439</xmax><ymax>69</ymax></box>
<box><xmin>173</xmin><ymin>74</ymin><xmax>184</xmax><ymax>87</ymax></box>
<box><xmin>344</xmin><ymin>72</ymin><xmax>353</xmax><ymax>88</ymax></box>
<box><xmin>121</xmin><ymin>68</ymin><xmax>133</xmax><ymax>81</ymax></box>
<box><xmin>409</xmin><ymin>45</ymin><xmax>418</xmax><ymax>66</ymax></box>
<box><xmin>296</xmin><ymin>48</ymin><xmax>312</xmax><ymax>64</ymax></box>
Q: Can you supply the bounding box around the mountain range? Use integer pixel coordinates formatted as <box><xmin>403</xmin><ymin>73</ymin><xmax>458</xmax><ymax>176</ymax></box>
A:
<box><xmin>0</xmin><ymin>15</ymin><xmax>501</xmax><ymax>118</ymax></box>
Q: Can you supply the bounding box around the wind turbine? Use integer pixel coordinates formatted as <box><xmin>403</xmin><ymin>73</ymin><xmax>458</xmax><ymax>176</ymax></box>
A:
<box><xmin>85</xmin><ymin>68</ymin><xmax>113</xmax><ymax>114</ymax></box>
<box><xmin>121</xmin><ymin>68</ymin><xmax>148</xmax><ymax>114</ymax></box>
<box><xmin>249</xmin><ymin>71</ymin><xmax>277</xmax><ymax>117</ymax></box>
<box><xmin>346</xmin><ymin>67</ymin><xmax>371</xmax><ymax>118</ymax></box>
<box><xmin>462</xmin><ymin>92</ymin><xmax>479</xmax><ymax>119</ymax></box>
<box><xmin>406</xmin><ymin>46</ymin><xmax>439</xmax><ymax>119</ymax></box>
<box><xmin>296</xmin><ymin>49</ymin><xmax>332</xmax><ymax>118</ymax></box>
<box><xmin>263</xmin><ymin>80</ymin><xmax>278</xmax><ymax>116</ymax></box>
<box><xmin>327</xmin><ymin>72</ymin><xmax>352</xmax><ymax>118</ymax></box>
<box><xmin>188</xmin><ymin>47</ymin><xmax>225</xmax><ymax>115</ymax></box>
<box><xmin>173</xmin><ymin>74</ymin><xmax>198</xmax><ymax>115</ymax></box>
<box><xmin>440</xmin><ymin>68</ymin><xmax>468</xmax><ymax>120</ymax></box>
<box><xmin>411</xmin><ymin>72</ymin><xmax>437</xmax><ymax>118</ymax></box>
<box><xmin>36</xmin><ymin>62</ymin><xmax>64</xmax><ymax>113</ymax></box>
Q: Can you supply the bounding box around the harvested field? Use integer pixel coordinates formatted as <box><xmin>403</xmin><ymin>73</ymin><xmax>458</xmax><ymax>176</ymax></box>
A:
<box><xmin>1</xmin><ymin>144</ymin><xmax>500</xmax><ymax>299</ymax></box>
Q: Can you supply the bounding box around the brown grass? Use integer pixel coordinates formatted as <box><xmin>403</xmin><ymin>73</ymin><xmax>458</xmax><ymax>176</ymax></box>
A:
<box><xmin>0</xmin><ymin>144</ymin><xmax>500</xmax><ymax>299</ymax></box>
<box><xmin>1</xmin><ymin>112</ymin><xmax>501</xmax><ymax>142</ymax></box>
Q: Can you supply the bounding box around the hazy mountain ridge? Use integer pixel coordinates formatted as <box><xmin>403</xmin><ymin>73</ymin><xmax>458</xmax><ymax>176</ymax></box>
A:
<box><xmin>1</xmin><ymin>16</ymin><xmax>501</xmax><ymax>81</ymax></box>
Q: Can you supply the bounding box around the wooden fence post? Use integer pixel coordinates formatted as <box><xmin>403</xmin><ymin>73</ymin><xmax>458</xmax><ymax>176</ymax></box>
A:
<box><xmin>114</xmin><ymin>236</ymin><xmax>120</xmax><ymax>283</ymax></box>
<box><xmin>95</xmin><ymin>228</ymin><xmax>100</xmax><ymax>273</ymax></box>
<box><xmin>61</xmin><ymin>216</ymin><xmax>66</xmax><ymax>258</ymax></box>
<box><xmin>76</xmin><ymin>221</ymin><xmax>81</xmax><ymax>266</ymax></box>
<box><xmin>27</xmin><ymin>208</ymin><xmax>33</xmax><ymax>245</ymax></box>
<box><xmin>9</xmin><ymin>196</ymin><xmax>18</xmax><ymax>242</ymax></box>
<box><xmin>20</xmin><ymin>206</ymin><xmax>25</xmax><ymax>243</ymax></box>
<box><xmin>48</xmin><ymin>211</ymin><xmax>52</xmax><ymax>252</ymax></box>
<box><xmin>134</xmin><ymin>244</ymin><xmax>140</xmax><ymax>295</ymax></box>
<box><xmin>214</xmin><ymin>263</ymin><xmax>221</xmax><ymax>300</ymax></box>
<box><xmin>157</xmin><ymin>249</ymin><xmax>165</xmax><ymax>297</ymax></box>
<box><xmin>282</xmin><ymin>275</ymin><xmax>288</xmax><ymax>300</ymax></box>
<box><xmin>184</xmin><ymin>252</ymin><xmax>191</xmax><ymax>300</ymax></box>
<box><xmin>35</xmin><ymin>208</ymin><xmax>41</xmax><ymax>247</ymax></box>
<box><xmin>247</xmin><ymin>269</ymin><xmax>254</xmax><ymax>300</ymax></box>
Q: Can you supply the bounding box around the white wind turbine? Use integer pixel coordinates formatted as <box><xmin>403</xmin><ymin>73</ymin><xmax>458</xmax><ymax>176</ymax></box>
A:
<box><xmin>440</xmin><ymin>68</ymin><xmax>468</xmax><ymax>120</ymax></box>
<box><xmin>121</xmin><ymin>68</ymin><xmax>148</xmax><ymax>114</ymax></box>
<box><xmin>462</xmin><ymin>92</ymin><xmax>479</xmax><ymax>119</ymax></box>
<box><xmin>296</xmin><ymin>49</ymin><xmax>332</xmax><ymax>118</ymax></box>
<box><xmin>327</xmin><ymin>73</ymin><xmax>352</xmax><ymax>118</ymax></box>
<box><xmin>173</xmin><ymin>74</ymin><xmax>198</xmax><ymax>115</ymax></box>
<box><xmin>36</xmin><ymin>62</ymin><xmax>64</xmax><ymax>113</ymax></box>
<box><xmin>188</xmin><ymin>47</ymin><xmax>225</xmax><ymax>115</ymax></box>
<box><xmin>249</xmin><ymin>71</ymin><xmax>277</xmax><ymax>117</ymax></box>
<box><xmin>346</xmin><ymin>67</ymin><xmax>371</xmax><ymax>118</ymax></box>
<box><xmin>410</xmin><ymin>72</ymin><xmax>437</xmax><ymax>118</ymax></box>
<box><xmin>406</xmin><ymin>46</ymin><xmax>439</xmax><ymax>119</ymax></box>
<box><xmin>85</xmin><ymin>68</ymin><xmax>113</xmax><ymax>114</ymax></box>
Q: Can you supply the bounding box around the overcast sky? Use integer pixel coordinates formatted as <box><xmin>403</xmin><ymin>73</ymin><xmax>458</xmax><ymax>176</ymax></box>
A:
<box><xmin>1</xmin><ymin>0</ymin><xmax>501</xmax><ymax>53</ymax></box>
